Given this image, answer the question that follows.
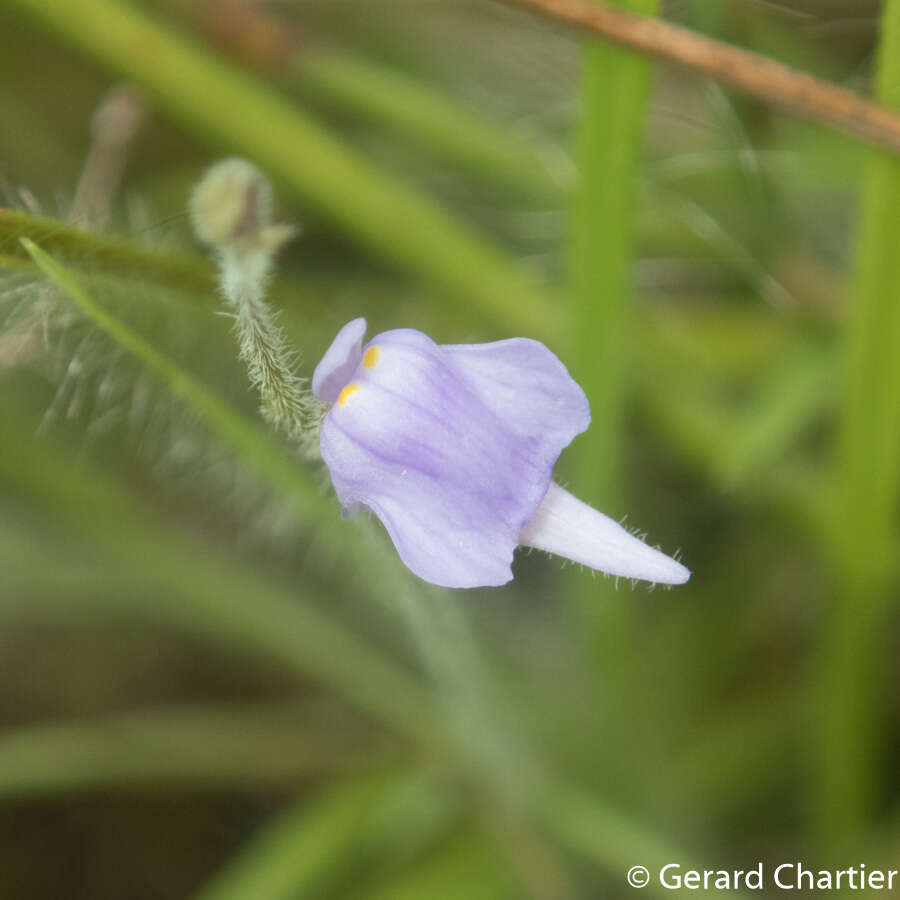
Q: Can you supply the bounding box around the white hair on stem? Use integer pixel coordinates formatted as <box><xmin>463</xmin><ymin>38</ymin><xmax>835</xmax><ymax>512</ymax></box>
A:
<box><xmin>190</xmin><ymin>158</ymin><xmax>322</xmax><ymax>456</ymax></box>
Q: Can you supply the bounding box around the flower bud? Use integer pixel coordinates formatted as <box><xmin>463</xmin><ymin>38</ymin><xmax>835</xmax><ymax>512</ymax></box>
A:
<box><xmin>189</xmin><ymin>157</ymin><xmax>274</xmax><ymax>248</ymax></box>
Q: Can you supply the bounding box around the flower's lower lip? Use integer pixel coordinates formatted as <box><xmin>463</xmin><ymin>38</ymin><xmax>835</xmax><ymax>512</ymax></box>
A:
<box><xmin>519</xmin><ymin>482</ymin><xmax>690</xmax><ymax>585</ymax></box>
<box><xmin>318</xmin><ymin>326</ymin><xmax>592</xmax><ymax>588</ymax></box>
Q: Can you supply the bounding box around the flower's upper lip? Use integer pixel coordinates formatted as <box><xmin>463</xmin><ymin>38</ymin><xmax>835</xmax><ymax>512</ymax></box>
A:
<box><xmin>312</xmin><ymin>317</ymin><xmax>367</xmax><ymax>405</ymax></box>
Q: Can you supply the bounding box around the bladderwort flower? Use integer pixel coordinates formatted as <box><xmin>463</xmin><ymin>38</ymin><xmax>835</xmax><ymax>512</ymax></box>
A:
<box><xmin>314</xmin><ymin>318</ymin><xmax>690</xmax><ymax>589</ymax></box>
<box><xmin>191</xmin><ymin>158</ymin><xmax>689</xmax><ymax>590</ymax></box>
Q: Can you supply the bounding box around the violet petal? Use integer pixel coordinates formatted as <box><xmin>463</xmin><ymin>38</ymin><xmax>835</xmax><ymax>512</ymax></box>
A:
<box><xmin>319</xmin><ymin>327</ymin><xmax>588</xmax><ymax>588</ymax></box>
<box><xmin>312</xmin><ymin>317</ymin><xmax>367</xmax><ymax>405</ymax></box>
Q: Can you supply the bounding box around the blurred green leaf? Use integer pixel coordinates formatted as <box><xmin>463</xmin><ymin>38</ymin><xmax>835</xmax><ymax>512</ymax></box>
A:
<box><xmin>193</xmin><ymin>774</ymin><xmax>456</xmax><ymax>900</ymax></box>
<box><xmin>717</xmin><ymin>341</ymin><xmax>831</xmax><ymax>489</ymax></box>
<box><xmin>294</xmin><ymin>50</ymin><xmax>566</xmax><ymax>198</ymax></box>
<box><xmin>354</xmin><ymin>829</ymin><xmax>515</xmax><ymax>900</ymax></box>
<box><xmin>9</xmin><ymin>0</ymin><xmax>556</xmax><ymax>336</ymax></box>
<box><xmin>566</xmin><ymin>0</ymin><xmax>658</xmax><ymax>648</ymax></box>
<box><xmin>819</xmin><ymin>0</ymin><xmax>900</xmax><ymax>849</ymax></box>
<box><xmin>0</xmin><ymin>703</ymin><xmax>394</xmax><ymax>798</ymax></box>
<box><xmin>0</xmin><ymin>404</ymin><xmax>437</xmax><ymax>746</ymax></box>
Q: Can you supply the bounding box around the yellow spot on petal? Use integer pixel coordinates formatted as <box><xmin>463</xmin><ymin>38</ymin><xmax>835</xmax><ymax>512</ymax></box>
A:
<box><xmin>337</xmin><ymin>384</ymin><xmax>359</xmax><ymax>406</ymax></box>
<box><xmin>362</xmin><ymin>346</ymin><xmax>379</xmax><ymax>369</ymax></box>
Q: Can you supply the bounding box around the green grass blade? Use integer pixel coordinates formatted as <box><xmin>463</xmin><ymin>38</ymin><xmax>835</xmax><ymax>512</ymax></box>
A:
<box><xmin>295</xmin><ymin>50</ymin><xmax>565</xmax><ymax>197</ymax></box>
<box><xmin>193</xmin><ymin>775</ymin><xmax>456</xmax><ymax>900</ymax></box>
<box><xmin>566</xmin><ymin>0</ymin><xmax>658</xmax><ymax>646</ymax></box>
<box><xmin>354</xmin><ymin>830</ymin><xmax>515</xmax><ymax>900</ymax></box>
<box><xmin>818</xmin><ymin>0</ymin><xmax>900</xmax><ymax>848</ymax></box>
<box><xmin>192</xmin><ymin>777</ymin><xmax>391</xmax><ymax>900</ymax></box>
<box><xmin>568</xmin><ymin>0</ymin><xmax>658</xmax><ymax>512</ymax></box>
<box><xmin>716</xmin><ymin>342</ymin><xmax>831</xmax><ymax>490</ymax></box>
<box><xmin>539</xmin><ymin>780</ymin><xmax>755</xmax><ymax>900</ymax></box>
<box><xmin>0</xmin><ymin>703</ymin><xmax>393</xmax><ymax>798</ymax></box>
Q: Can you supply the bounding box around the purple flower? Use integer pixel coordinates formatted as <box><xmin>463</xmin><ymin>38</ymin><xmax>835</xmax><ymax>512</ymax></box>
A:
<box><xmin>313</xmin><ymin>319</ymin><xmax>690</xmax><ymax>589</ymax></box>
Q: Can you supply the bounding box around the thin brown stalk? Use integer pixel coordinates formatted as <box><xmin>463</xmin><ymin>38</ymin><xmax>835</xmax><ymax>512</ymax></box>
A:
<box><xmin>501</xmin><ymin>0</ymin><xmax>900</xmax><ymax>155</ymax></box>
<box><xmin>70</xmin><ymin>85</ymin><xmax>145</xmax><ymax>227</ymax></box>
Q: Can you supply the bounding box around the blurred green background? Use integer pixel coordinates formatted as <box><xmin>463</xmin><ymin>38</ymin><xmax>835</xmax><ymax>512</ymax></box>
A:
<box><xmin>1</xmin><ymin>0</ymin><xmax>899</xmax><ymax>897</ymax></box>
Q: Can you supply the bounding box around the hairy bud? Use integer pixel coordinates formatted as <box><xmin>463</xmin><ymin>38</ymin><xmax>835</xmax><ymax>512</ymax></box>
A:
<box><xmin>190</xmin><ymin>158</ymin><xmax>319</xmax><ymax>451</ymax></box>
<box><xmin>190</xmin><ymin>157</ymin><xmax>279</xmax><ymax>249</ymax></box>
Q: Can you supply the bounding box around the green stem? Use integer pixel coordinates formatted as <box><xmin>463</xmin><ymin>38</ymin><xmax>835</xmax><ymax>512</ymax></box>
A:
<box><xmin>0</xmin><ymin>208</ymin><xmax>328</xmax><ymax>315</ymax></box>
<box><xmin>8</xmin><ymin>0</ymin><xmax>556</xmax><ymax>337</ymax></box>
<box><xmin>566</xmin><ymin>0</ymin><xmax>658</xmax><ymax>645</ymax></box>
<box><xmin>1</xmin><ymin>207</ymin><xmax>216</xmax><ymax>292</ymax></box>
<box><xmin>819</xmin><ymin>0</ymin><xmax>900</xmax><ymax>848</ymax></box>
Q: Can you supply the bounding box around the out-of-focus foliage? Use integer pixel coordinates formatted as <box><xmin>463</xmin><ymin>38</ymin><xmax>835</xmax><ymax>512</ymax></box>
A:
<box><xmin>0</xmin><ymin>0</ymin><xmax>898</xmax><ymax>897</ymax></box>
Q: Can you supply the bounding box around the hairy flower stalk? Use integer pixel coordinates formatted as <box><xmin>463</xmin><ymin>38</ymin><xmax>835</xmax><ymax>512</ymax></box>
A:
<box><xmin>190</xmin><ymin>158</ymin><xmax>322</xmax><ymax>452</ymax></box>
